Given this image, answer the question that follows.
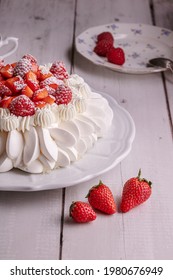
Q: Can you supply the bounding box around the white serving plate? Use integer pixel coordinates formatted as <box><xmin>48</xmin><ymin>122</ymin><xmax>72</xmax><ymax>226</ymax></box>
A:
<box><xmin>0</xmin><ymin>92</ymin><xmax>135</xmax><ymax>191</ymax></box>
<box><xmin>76</xmin><ymin>22</ymin><xmax>173</xmax><ymax>74</ymax></box>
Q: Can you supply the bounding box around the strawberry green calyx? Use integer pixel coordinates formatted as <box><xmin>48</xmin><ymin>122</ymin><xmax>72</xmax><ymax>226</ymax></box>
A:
<box><xmin>86</xmin><ymin>180</ymin><xmax>103</xmax><ymax>198</ymax></box>
<box><xmin>93</xmin><ymin>180</ymin><xmax>104</xmax><ymax>188</ymax></box>
<box><xmin>137</xmin><ymin>168</ymin><xmax>152</xmax><ymax>187</ymax></box>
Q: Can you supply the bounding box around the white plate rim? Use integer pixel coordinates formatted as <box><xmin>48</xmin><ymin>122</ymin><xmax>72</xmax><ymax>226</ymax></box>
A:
<box><xmin>75</xmin><ymin>22</ymin><xmax>173</xmax><ymax>74</ymax></box>
<box><xmin>0</xmin><ymin>91</ymin><xmax>135</xmax><ymax>191</ymax></box>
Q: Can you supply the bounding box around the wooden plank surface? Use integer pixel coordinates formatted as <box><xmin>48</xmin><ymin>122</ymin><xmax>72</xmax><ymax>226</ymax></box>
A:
<box><xmin>0</xmin><ymin>0</ymin><xmax>173</xmax><ymax>260</ymax></box>
<box><xmin>153</xmin><ymin>0</ymin><xmax>173</xmax><ymax>129</ymax></box>
<box><xmin>62</xmin><ymin>0</ymin><xmax>173</xmax><ymax>260</ymax></box>
<box><xmin>0</xmin><ymin>0</ymin><xmax>76</xmax><ymax>260</ymax></box>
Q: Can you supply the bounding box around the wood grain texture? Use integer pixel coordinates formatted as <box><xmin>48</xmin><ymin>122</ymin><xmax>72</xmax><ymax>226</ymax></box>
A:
<box><xmin>152</xmin><ymin>0</ymin><xmax>173</xmax><ymax>133</ymax></box>
<box><xmin>62</xmin><ymin>0</ymin><xmax>173</xmax><ymax>259</ymax></box>
<box><xmin>0</xmin><ymin>190</ymin><xmax>62</xmax><ymax>259</ymax></box>
<box><xmin>0</xmin><ymin>0</ymin><xmax>173</xmax><ymax>260</ymax></box>
<box><xmin>0</xmin><ymin>0</ymin><xmax>76</xmax><ymax>260</ymax></box>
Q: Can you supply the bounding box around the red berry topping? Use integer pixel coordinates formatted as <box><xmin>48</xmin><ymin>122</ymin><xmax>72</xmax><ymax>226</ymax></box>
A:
<box><xmin>5</xmin><ymin>76</ymin><xmax>26</xmax><ymax>93</ymax></box>
<box><xmin>21</xmin><ymin>85</ymin><xmax>33</xmax><ymax>98</ymax></box>
<box><xmin>0</xmin><ymin>73</ymin><xmax>5</xmax><ymax>81</ymax></box>
<box><xmin>44</xmin><ymin>85</ymin><xmax>56</xmax><ymax>95</ymax></box>
<box><xmin>25</xmin><ymin>71</ymin><xmax>39</xmax><ymax>92</ymax></box>
<box><xmin>107</xmin><ymin>47</ymin><xmax>125</xmax><ymax>65</ymax></box>
<box><xmin>22</xmin><ymin>54</ymin><xmax>38</xmax><ymax>65</ymax></box>
<box><xmin>97</xmin><ymin>32</ymin><xmax>114</xmax><ymax>44</ymax></box>
<box><xmin>34</xmin><ymin>100</ymin><xmax>46</xmax><ymax>109</ymax></box>
<box><xmin>32</xmin><ymin>88</ymin><xmax>48</xmax><ymax>101</ymax></box>
<box><xmin>0</xmin><ymin>83</ymin><xmax>12</xmax><ymax>96</ymax></box>
<box><xmin>0</xmin><ymin>64</ymin><xmax>14</xmax><ymax>78</ymax></box>
<box><xmin>94</xmin><ymin>39</ymin><xmax>113</xmax><ymax>57</ymax></box>
<box><xmin>43</xmin><ymin>94</ymin><xmax>56</xmax><ymax>105</ymax></box>
<box><xmin>40</xmin><ymin>76</ymin><xmax>62</xmax><ymax>90</ymax></box>
<box><xmin>55</xmin><ymin>85</ymin><xmax>72</xmax><ymax>105</ymax></box>
<box><xmin>70</xmin><ymin>201</ymin><xmax>96</xmax><ymax>223</ymax></box>
<box><xmin>9</xmin><ymin>95</ymin><xmax>35</xmax><ymax>117</ymax></box>
<box><xmin>0</xmin><ymin>96</ymin><xmax>14</xmax><ymax>108</ymax></box>
<box><xmin>50</xmin><ymin>61</ymin><xmax>69</xmax><ymax>80</ymax></box>
<box><xmin>37</xmin><ymin>68</ymin><xmax>53</xmax><ymax>81</ymax></box>
<box><xmin>13</xmin><ymin>58</ymin><xmax>32</xmax><ymax>77</ymax></box>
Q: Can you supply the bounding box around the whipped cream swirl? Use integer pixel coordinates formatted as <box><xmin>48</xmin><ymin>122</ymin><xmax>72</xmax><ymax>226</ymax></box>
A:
<box><xmin>58</xmin><ymin>104</ymin><xmax>76</xmax><ymax>121</ymax></box>
<box><xmin>34</xmin><ymin>106</ymin><xmax>56</xmax><ymax>127</ymax></box>
<box><xmin>0</xmin><ymin>115</ymin><xmax>19</xmax><ymax>131</ymax></box>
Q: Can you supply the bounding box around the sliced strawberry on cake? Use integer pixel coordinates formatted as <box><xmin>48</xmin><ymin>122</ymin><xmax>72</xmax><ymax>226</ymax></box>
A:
<box><xmin>0</xmin><ymin>64</ymin><xmax>14</xmax><ymax>78</ymax></box>
<box><xmin>25</xmin><ymin>71</ymin><xmax>40</xmax><ymax>91</ymax></box>
<box><xmin>5</xmin><ymin>76</ymin><xmax>26</xmax><ymax>93</ymax></box>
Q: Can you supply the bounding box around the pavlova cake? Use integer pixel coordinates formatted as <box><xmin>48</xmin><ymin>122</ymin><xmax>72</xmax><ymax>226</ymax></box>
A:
<box><xmin>0</xmin><ymin>54</ymin><xmax>113</xmax><ymax>173</ymax></box>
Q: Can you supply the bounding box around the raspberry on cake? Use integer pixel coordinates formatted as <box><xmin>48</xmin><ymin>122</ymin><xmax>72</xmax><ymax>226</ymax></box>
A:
<box><xmin>50</xmin><ymin>61</ymin><xmax>69</xmax><ymax>80</ymax></box>
<box><xmin>13</xmin><ymin>58</ymin><xmax>32</xmax><ymax>77</ymax></box>
<box><xmin>55</xmin><ymin>84</ymin><xmax>72</xmax><ymax>105</ymax></box>
<box><xmin>0</xmin><ymin>54</ymin><xmax>113</xmax><ymax>173</ymax></box>
<box><xmin>9</xmin><ymin>95</ymin><xmax>35</xmax><ymax>117</ymax></box>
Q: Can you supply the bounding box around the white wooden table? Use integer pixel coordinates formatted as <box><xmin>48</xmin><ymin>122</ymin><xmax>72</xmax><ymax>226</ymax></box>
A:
<box><xmin>0</xmin><ymin>0</ymin><xmax>173</xmax><ymax>260</ymax></box>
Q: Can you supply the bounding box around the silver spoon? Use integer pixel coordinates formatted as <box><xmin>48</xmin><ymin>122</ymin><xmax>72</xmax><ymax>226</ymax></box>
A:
<box><xmin>148</xmin><ymin>57</ymin><xmax>173</xmax><ymax>73</ymax></box>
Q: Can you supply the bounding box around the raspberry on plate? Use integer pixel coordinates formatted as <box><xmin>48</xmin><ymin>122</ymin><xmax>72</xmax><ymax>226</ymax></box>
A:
<box><xmin>97</xmin><ymin>32</ymin><xmax>114</xmax><ymax>44</ymax></box>
<box><xmin>9</xmin><ymin>95</ymin><xmax>35</xmax><ymax>117</ymax></box>
<box><xmin>94</xmin><ymin>39</ymin><xmax>113</xmax><ymax>57</ymax></box>
<box><xmin>107</xmin><ymin>47</ymin><xmax>125</xmax><ymax>65</ymax></box>
<box><xmin>55</xmin><ymin>84</ymin><xmax>72</xmax><ymax>105</ymax></box>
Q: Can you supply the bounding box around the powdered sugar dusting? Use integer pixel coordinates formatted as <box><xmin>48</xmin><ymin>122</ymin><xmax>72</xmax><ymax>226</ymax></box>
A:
<box><xmin>14</xmin><ymin>58</ymin><xmax>32</xmax><ymax>77</ymax></box>
<box><xmin>40</xmin><ymin>76</ymin><xmax>63</xmax><ymax>88</ymax></box>
<box><xmin>50</xmin><ymin>61</ymin><xmax>69</xmax><ymax>80</ymax></box>
<box><xmin>9</xmin><ymin>95</ymin><xmax>35</xmax><ymax>117</ymax></box>
<box><xmin>14</xmin><ymin>76</ymin><xmax>26</xmax><ymax>91</ymax></box>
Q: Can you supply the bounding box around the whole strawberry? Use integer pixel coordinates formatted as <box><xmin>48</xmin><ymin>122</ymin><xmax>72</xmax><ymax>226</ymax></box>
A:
<box><xmin>70</xmin><ymin>201</ymin><xmax>96</xmax><ymax>223</ymax></box>
<box><xmin>86</xmin><ymin>181</ymin><xmax>116</xmax><ymax>214</ymax></box>
<box><xmin>121</xmin><ymin>169</ymin><xmax>152</xmax><ymax>213</ymax></box>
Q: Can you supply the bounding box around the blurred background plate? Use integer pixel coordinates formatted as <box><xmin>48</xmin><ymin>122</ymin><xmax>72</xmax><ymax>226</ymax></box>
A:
<box><xmin>76</xmin><ymin>22</ymin><xmax>173</xmax><ymax>74</ymax></box>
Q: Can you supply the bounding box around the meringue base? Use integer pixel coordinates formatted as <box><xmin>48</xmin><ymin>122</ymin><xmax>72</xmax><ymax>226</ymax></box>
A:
<box><xmin>0</xmin><ymin>78</ymin><xmax>113</xmax><ymax>174</ymax></box>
